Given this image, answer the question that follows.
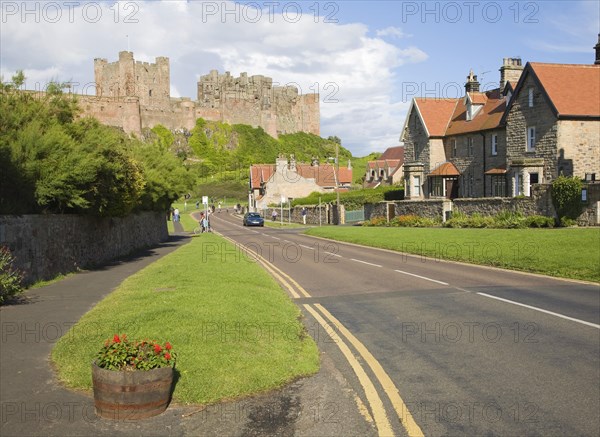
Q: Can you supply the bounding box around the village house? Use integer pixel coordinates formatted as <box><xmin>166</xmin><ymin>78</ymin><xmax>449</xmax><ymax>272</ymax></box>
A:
<box><xmin>364</xmin><ymin>146</ymin><xmax>405</xmax><ymax>188</ymax></box>
<box><xmin>249</xmin><ymin>156</ymin><xmax>352</xmax><ymax>210</ymax></box>
<box><xmin>401</xmin><ymin>35</ymin><xmax>600</xmax><ymax>199</ymax></box>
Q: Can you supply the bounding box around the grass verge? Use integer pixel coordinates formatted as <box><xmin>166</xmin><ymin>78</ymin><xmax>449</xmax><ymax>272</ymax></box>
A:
<box><xmin>52</xmin><ymin>233</ymin><xmax>320</xmax><ymax>404</ymax></box>
<box><xmin>305</xmin><ymin>226</ymin><xmax>600</xmax><ymax>283</ymax></box>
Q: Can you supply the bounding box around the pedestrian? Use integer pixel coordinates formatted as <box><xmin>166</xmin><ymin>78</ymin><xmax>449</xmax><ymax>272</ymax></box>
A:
<box><xmin>173</xmin><ymin>208</ymin><xmax>180</xmax><ymax>222</ymax></box>
<box><xmin>195</xmin><ymin>201</ymin><xmax>200</xmax><ymax>209</ymax></box>
<box><xmin>272</xmin><ymin>210</ymin><xmax>278</xmax><ymax>221</ymax></box>
<box><xmin>202</xmin><ymin>216</ymin><xmax>210</xmax><ymax>232</ymax></box>
<box><xmin>169</xmin><ymin>206</ymin><xmax>174</xmax><ymax>221</ymax></box>
<box><xmin>301</xmin><ymin>207</ymin><xmax>307</xmax><ymax>225</ymax></box>
<box><xmin>218</xmin><ymin>202</ymin><xmax>222</xmax><ymax>213</ymax></box>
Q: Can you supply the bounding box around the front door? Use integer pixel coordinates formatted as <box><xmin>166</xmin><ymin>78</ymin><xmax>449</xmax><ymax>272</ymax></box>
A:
<box><xmin>446</xmin><ymin>178</ymin><xmax>459</xmax><ymax>199</ymax></box>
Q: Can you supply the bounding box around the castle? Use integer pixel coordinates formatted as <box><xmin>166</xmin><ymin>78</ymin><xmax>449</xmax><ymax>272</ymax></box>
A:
<box><xmin>77</xmin><ymin>51</ymin><xmax>320</xmax><ymax>137</ymax></box>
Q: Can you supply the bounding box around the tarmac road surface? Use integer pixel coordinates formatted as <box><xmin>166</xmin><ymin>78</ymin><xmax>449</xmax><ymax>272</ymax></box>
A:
<box><xmin>210</xmin><ymin>211</ymin><xmax>600</xmax><ymax>437</ymax></box>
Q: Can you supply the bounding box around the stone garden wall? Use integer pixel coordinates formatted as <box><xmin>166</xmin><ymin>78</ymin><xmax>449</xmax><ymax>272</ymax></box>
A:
<box><xmin>0</xmin><ymin>212</ymin><xmax>168</xmax><ymax>285</ymax></box>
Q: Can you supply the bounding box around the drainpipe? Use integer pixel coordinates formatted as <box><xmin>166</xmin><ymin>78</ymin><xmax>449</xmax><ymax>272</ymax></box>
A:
<box><xmin>480</xmin><ymin>132</ymin><xmax>486</xmax><ymax>197</ymax></box>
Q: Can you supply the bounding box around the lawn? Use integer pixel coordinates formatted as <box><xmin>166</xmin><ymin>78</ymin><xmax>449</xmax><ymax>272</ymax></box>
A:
<box><xmin>305</xmin><ymin>226</ymin><xmax>600</xmax><ymax>283</ymax></box>
<box><xmin>52</xmin><ymin>232</ymin><xmax>319</xmax><ymax>404</ymax></box>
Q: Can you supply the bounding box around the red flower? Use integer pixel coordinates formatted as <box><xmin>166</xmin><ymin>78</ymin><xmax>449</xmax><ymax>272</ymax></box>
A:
<box><xmin>113</xmin><ymin>334</ymin><xmax>121</xmax><ymax>343</ymax></box>
<box><xmin>165</xmin><ymin>352</ymin><xmax>171</xmax><ymax>360</ymax></box>
<box><xmin>154</xmin><ymin>343</ymin><xmax>162</xmax><ymax>354</ymax></box>
<box><xmin>165</xmin><ymin>342</ymin><xmax>172</xmax><ymax>350</ymax></box>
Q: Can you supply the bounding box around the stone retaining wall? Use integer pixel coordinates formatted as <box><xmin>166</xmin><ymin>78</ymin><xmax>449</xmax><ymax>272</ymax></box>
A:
<box><xmin>0</xmin><ymin>212</ymin><xmax>168</xmax><ymax>285</ymax></box>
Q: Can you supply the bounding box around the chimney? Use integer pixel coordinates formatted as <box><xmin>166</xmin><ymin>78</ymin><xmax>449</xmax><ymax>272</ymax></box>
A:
<box><xmin>276</xmin><ymin>154</ymin><xmax>288</xmax><ymax>173</ymax></box>
<box><xmin>499</xmin><ymin>58</ymin><xmax>524</xmax><ymax>92</ymax></box>
<box><xmin>595</xmin><ymin>34</ymin><xmax>600</xmax><ymax>65</ymax></box>
<box><xmin>465</xmin><ymin>70</ymin><xmax>480</xmax><ymax>93</ymax></box>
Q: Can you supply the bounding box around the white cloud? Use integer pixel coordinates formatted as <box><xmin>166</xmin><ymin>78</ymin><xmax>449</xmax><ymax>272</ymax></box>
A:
<box><xmin>0</xmin><ymin>0</ymin><xmax>428</xmax><ymax>156</ymax></box>
<box><xmin>376</xmin><ymin>26</ymin><xmax>411</xmax><ymax>39</ymax></box>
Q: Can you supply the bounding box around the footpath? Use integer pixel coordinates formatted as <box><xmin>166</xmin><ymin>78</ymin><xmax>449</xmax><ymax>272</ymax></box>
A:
<box><xmin>0</xmin><ymin>228</ymin><xmax>374</xmax><ymax>436</ymax></box>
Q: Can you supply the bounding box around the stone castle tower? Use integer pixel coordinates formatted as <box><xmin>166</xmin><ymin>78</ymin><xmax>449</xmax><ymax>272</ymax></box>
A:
<box><xmin>83</xmin><ymin>51</ymin><xmax>319</xmax><ymax>138</ymax></box>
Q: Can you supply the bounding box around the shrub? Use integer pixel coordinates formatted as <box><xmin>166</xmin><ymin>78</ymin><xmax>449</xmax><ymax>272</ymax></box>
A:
<box><xmin>552</xmin><ymin>175</ymin><xmax>583</xmax><ymax>222</ymax></box>
<box><xmin>494</xmin><ymin>210</ymin><xmax>526</xmax><ymax>229</ymax></box>
<box><xmin>0</xmin><ymin>246</ymin><xmax>24</xmax><ymax>304</ymax></box>
<box><xmin>468</xmin><ymin>213</ymin><xmax>495</xmax><ymax>228</ymax></box>
<box><xmin>363</xmin><ymin>216</ymin><xmax>387</xmax><ymax>227</ymax></box>
<box><xmin>524</xmin><ymin>215</ymin><xmax>554</xmax><ymax>228</ymax></box>
<box><xmin>560</xmin><ymin>216</ymin><xmax>577</xmax><ymax>227</ymax></box>
<box><xmin>443</xmin><ymin>210</ymin><xmax>470</xmax><ymax>228</ymax></box>
<box><xmin>389</xmin><ymin>214</ymin><xmax>439</xmax><ymax>227</ymax></box>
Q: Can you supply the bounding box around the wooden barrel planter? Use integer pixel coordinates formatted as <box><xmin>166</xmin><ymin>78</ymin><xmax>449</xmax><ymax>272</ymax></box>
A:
<box><xmin>92</xmin><ymin>362</ymin><xmax>174</xmax><ymax>420</ymax></box>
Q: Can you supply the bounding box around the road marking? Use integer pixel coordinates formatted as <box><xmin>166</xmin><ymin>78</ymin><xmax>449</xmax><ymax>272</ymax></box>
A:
<box><xmin>325</xmin><ymin>252</ymin><xmax>342</xmax><ymax>258</ymax></box>
<box><xmin>314</xmin><ymin>304</ymin><xmax>424</xmax><ymax>437</ymax></box>
<box><xmin>262</xmin><ymin>233</ymin><xmax>269</xmax><ymax>236</ymax></box>
<box><xmin>271</xmin><ymin>236</ymin><xmax>281</xmax><ymax>240</ymax></box>
<box><xmin>282</xmin><ymin>239</ymin><xmax>290</xmax><ymax>243</ymax></box>
<box><xmin>477</xmin><ymin>292</ymin><xmax>600</xmax><ymax>329</ymax></box>
<box><xmin>351</xmin><ymin>259</ymin><xmax>382</xmax><ymax>268</ymax></box>
<box><xmin>300</xmin><ymin>244</ymin><xmax>314</xmax><ymax>250</ymax></box>
<box><xmin>394</xmin><ymin>269</ymin><xmax>449</xmax><ymax>286</ymax></box>
<box><xmin>303</xmin><ymin>305</ymin><xmax>394</xmax><ymax>437</ymax></box>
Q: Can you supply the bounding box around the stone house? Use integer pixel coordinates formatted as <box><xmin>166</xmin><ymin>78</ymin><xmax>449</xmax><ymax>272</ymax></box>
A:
<box><xmin>249</xmin><ymin>156</ymin><xmax>352</xmax><ymax>210</ymax></box>
<box><xmin>401</xmin><ymin>37</ymin><xmax>600</xmax><ymax>199</ymax></box>
<box><xmin>364</xmin><ymin>146</ymin><xmax>405</xmax><ymax>188</ymax></box>
<box><xmin>502</xmin><ymin>62</ymin><xmax>600</xmax><ymax>196</ymax></box>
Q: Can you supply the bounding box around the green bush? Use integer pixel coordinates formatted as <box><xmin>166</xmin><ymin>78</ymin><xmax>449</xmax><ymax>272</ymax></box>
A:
<box><xmin>443</xmin><ymin>210</ymin><xmax>470</xmax><ymax>228</ymax></box>
<box><xmin>552</xmin><ymin>175</ymin><xmax>583</xmax><ymax>222</ymax></box>
<box><xmin>494</xmin><ymin>210</ymin><xmax>527</xmax><ymax>229</ymax></box>
<box><xmin>363</xmin><ymin>216</ymin><xmax>387</xmax><ymax>227</ymax></box>
<box><xmin>524</xmin><ymin>215</ymin><xmax>554</xmax><ymax>228</ymax></box>
<box><xmin>0</xmin><ymin>246</ymin><xmax>24</xmax><ymax>305</ymax></box>
<box><xmin>560</xmin><ymin>217</ymin><xmax>577</xmax><ymax>227</ymax></box>
<box><xmin>390</xmin><ymin>214</ymin><xmax>439</xmax><ymax>227</ymax></box>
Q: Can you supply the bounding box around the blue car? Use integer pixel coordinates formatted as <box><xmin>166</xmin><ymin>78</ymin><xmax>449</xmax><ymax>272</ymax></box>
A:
<box><xmin>243</xmin><ymin>212</ymin><xmax>264</xmax><ymax>227</ymax></box>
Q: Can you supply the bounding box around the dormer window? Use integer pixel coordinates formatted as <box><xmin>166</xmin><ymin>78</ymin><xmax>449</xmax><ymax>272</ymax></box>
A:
<box><xmin>506</xmin><ymin>90</ymin><xmax>512</xmax><ymax>104</ymax></box>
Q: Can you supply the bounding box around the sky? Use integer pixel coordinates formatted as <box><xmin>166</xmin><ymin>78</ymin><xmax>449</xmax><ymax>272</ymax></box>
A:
<box><xmin>1</xmin><ymin>0</ymin><xmax>598</xmax><ymax>156</ymax></box>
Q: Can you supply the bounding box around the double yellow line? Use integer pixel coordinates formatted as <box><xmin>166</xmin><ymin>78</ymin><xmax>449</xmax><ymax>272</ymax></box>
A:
<box><xmin>215</xmin><ymin>230</ymin><xmax>424</xmax><ymax>437</ymax></box>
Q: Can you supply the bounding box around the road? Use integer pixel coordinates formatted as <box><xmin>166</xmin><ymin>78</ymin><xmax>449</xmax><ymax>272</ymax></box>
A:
<box><xmin>208</xmin><ymin>211</ymin><xmax>600</xmax><ymax>436</ymax></box>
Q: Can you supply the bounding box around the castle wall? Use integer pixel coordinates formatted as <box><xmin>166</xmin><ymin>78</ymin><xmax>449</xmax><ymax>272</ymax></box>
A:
<box><xmin>87</xmin><ymin>52</ymin><xmax>319</xmax><ymax>137</ymax></box>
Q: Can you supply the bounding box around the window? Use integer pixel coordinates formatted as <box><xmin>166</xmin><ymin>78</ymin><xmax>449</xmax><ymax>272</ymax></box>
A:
<box><xmin>528</xmin><ymin>88</ymin><xmax>534</xmax><ymax>107</ymax></box>
<box><xmin>413</xmin><ymin>176</ymin><xmax>421</xmax><ymax>197</ymax></box>
<box><xmin>514</xmin><ymin>172</ymin><xmax>524</xmax><ymax>196</ymax></box>
<box><xmin>467</xmin><ymin>137</ymin><xmax>474</xmax><ymax>156</ymax></box>
<box><xmin>491</xmin><ymin>134</ymin><xmax>498</xmax><ymax>156</ymax></box>
<box><xmin>431</xmin><ymin>177</ymin><xmax>443</xmax><ymax>197</ymax></box>
<box><xmin>451</xmin><ymin>139</ymin><xmax>457</xmax><ymax>158</ymax></box>
<box><xmin>491</xmin><ymin>176</ymin><xmax>507</xmax><ymax>197</ymax></box>
<box><xmin>527</xmin><ymin>127</ymin><xmax>536</xmax><ymax>152</ymax></box>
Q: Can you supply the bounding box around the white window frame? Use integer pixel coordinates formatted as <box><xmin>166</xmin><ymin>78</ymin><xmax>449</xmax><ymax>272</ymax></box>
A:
<box><xmin>527</xmin><ymin>126</ymin><xmax>536</xmax><ymax>152</ymax></box>
<box><xmin>491</xmin><ymin>134</ymin><xmax>498</xmax><ymax>156</ymax></box>
<box><xmin>413</xmin><ymin>175</ymin><xmax>421</xmax><ymax>197</ymax></box>
<box><xmin>528</xmin><ymin>87</ymin><xmax>534</xmax><ymax>107</ymax></box>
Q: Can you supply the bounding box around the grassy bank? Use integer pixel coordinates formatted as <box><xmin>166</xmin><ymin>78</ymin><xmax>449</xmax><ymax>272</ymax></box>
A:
<box><xmin>52</xmin><ymin>233</ymin><xmax>319</xmax><ymax>404</ymax></box>
<box><xmin>305</xmin><ymin>227</ymin><xmax>600</xmax><ymax>282</ymax></box>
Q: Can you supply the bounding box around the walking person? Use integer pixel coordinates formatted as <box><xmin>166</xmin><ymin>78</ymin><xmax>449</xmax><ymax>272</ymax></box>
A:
<box><xmin>173</xmin><ymin>208</ymin><xmax>180</xmax><ymax>222</ymax></box>
<box><xmin>301</xmin><ymin>207</ymin><xmax>307</xmax><ymax>225</ymax></box>
<box><xmin>272</xmin><ymin>210</ymin><xmax>278</xmax><ymax>222</ymax></box>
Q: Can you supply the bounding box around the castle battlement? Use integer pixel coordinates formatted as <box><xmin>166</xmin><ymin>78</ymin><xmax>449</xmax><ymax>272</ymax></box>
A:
<box><xmin>85</xmin><ymin>52</ymin><xmax>319</xmax><ymax>138</ymax></box>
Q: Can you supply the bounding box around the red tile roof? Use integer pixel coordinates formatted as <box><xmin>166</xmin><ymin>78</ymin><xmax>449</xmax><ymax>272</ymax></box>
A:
<box><xmin>529</xmin><ymin>63</ymin><xmax>600</xmax><ymax>117</ymax></box>
<box><xmin>250</xmin><ymin>162</ymin><xmax>352</xmax><ymax>189</ymax></box>
<box><xmin>446</xmin><ymin>89</ymin><xmax>506</xmax><ymax>136</ymax></box>
<box><xmin>250</xmin><ymin>164</ymin><xmax>275</xmax><ymax>189</ymax></box>
<box><xmin>429</xmin><ymin>162</ymin><xmax>460</xmax><ymax>176</ymax></box>
<box><xmin>414</xmin><ymin>98</ymin><xmax>458</xmax><ymax>137</ymax></box>
<box><xmin>484</xmin><ymin>165</ymin><xmax>508</xmax><ymax>175</ymax></box>
<box><xmin>379</xmin><ymin>146</ymin><xmax>405</xmax><ymax>161</ymax></box>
